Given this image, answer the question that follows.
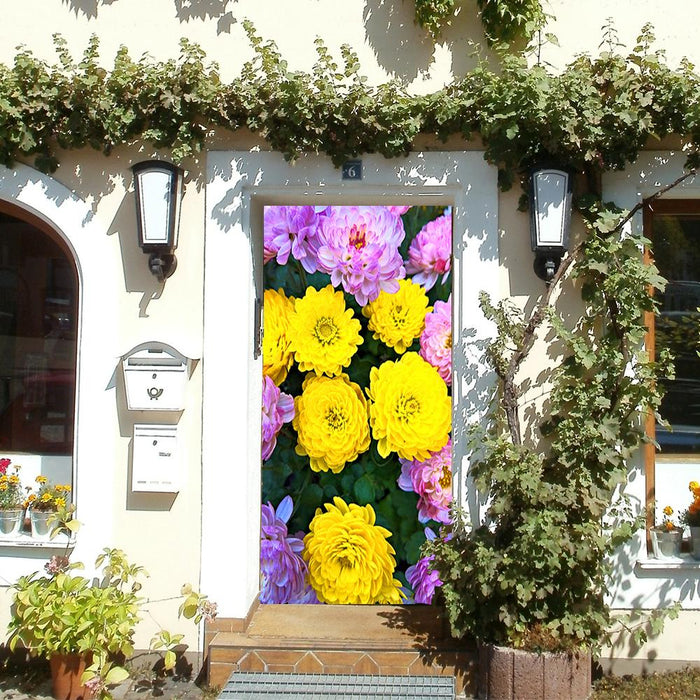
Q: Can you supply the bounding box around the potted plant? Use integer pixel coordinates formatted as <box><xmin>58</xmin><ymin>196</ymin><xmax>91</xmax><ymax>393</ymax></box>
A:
<box><xmin>0</xmin><ymin>458</ymin><xmax>25</xmax><ymax>535</ymax></box>
<box><xmin>650</xmin><ymin>505</ymin><xmax>683</xmax><ymax>559</ymax></box>
<box><xmin>25</xmin><ymin>476</ymin><xmax>72</xmax><ymax>537</ymax></box>
<box><xmin>7</xmin><ymin>515</ymin><xmax>216</xmax><ymax>700</ymax></box>
<box><xmin>681</xmin><ymin>480</ymin><xmax>700</xmax><ymax>560</ymax></box>
<box><xmin>425</xmin><ymin>197</ymin><xmax>671</xmax><ymax>699</ymax></box>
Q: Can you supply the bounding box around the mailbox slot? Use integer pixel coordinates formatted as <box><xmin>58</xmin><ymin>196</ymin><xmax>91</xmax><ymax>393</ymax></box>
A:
<box><xmin>123</xmin><ymin>347</ymin><xmax>187</xmax><ymax>411</ymax></box>
<box><xmin>132</xmin><ymin>424</ymin><xmax>179</xmax><ymax>493</ymax></box>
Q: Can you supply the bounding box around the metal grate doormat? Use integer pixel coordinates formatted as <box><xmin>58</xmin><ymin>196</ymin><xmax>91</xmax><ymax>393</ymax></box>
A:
<box><xmin>218</xmin><ymin>672</ymin><xmax>455</xmax><ymax>699</ymax></box>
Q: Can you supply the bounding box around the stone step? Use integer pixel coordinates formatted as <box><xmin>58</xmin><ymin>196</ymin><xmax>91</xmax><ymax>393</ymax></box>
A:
<box><xmin>217</xmin><ymin>671</ymin><xmax>456</xmax><ymax>699</ymax></box>
<box><xmin>207</xmin><ymin>605</ymin><xmax>476</xmax><ymax>698</ymax></box>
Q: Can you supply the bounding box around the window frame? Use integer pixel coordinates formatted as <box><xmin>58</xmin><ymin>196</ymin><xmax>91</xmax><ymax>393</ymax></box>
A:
<box><xmin>0</xmin><ymin>199</ymin><xmax>79</xmax><ymax>543</ymax></box>
<box><xmin>643</xmin><ymin>198</ymin><xmax>700</xmax><ymax>537</ymax></box>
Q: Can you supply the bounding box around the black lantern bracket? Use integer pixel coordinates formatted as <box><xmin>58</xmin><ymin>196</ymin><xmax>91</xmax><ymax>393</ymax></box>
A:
<box><xmin>132</xmin><ymin>160</ymin><xmax>183</xmax><ymax>283</ymax></box>
<box><xmin>528</xmin><ymin>166</ymin><xmax>573</xmax><ymax>284</ymax></box>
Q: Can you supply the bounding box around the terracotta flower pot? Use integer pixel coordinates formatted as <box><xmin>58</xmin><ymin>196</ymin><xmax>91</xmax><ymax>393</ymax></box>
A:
<box><xmin>478</xmin><ymin>643</ymin><xmax>591</xmax><ymax>700</ymax></box>
<box><xmin>49</xmin><ymin>653</ymin><xmax>93</xmax><ymax>700</ymax></box>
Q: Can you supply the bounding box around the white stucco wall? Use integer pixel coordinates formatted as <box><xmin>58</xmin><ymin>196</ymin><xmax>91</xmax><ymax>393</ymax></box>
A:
<box><xmin>601</xmin><ymin>152</ymin><xmax>700</xmax><ymax>664</ymax></box>
<box><xmin>0</xmin><ymin>158</ymin><xmax>204</xmax><ymax>652</ymax></box>
<box><xmin>3</xmin><ymin>0</ymin><xmax>700</xmax><ymax>87</ymax></box>
<box><xmin>202</xmin><ymin>150</ymin><xmax>500</xmax><ymax>618</ymax></box>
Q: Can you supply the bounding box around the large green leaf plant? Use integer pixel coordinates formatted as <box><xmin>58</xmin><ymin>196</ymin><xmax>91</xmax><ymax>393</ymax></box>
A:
<box><xmin>426</xmin><ymin>189</ymin><xmax>680</xmax><ymax>652</ymax></box>
<box><xmin>7</xmin><ymin>515</ymin><xmax>215</xmax><ymax>699</ymax></box>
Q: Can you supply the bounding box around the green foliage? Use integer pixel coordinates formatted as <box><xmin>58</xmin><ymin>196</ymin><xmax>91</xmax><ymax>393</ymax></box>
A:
<box><xmin>413</xmin><ymin>0</ymin><xmax>544</xmax><ymax>45</ymax></box>
<box><xmin>262</xmin><ymin>206</ymin><xmax>448</xmax><ymax>571</ymax></box>
<box><xmin>7</xmin><ymin>521</ymin><xmax>214</xmax><ymax>700</ymax></box>
<box><xmin>476</xmin><ymin>0</ymin><xmax>545</xmax><ymax>46</ymax></box>
<box><xmin>414</xmin><ymin>0</ymin><xmax>457</xmax><ymax>38</ymax></box>
<box><xmin>1</xmin><ymin>24</ymin><xmax>700</xmax><ymax>182</ymax></box>
<box><xmin>426</xmin><ymin>201</ymin><xmax>672</xmax><ymax>652</ymax></box>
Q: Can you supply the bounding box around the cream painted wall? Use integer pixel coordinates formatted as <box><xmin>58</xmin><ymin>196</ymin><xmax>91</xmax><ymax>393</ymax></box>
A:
<box><xmin>0</xmin><ymin>0</ymin><xmax>485</xmax><ymax>90</ymax></box>
<box><xmin>0</xmin><ymin>153</ymin><xmax>206</xmax><ymax>652</ymax></box>
<box><xmin>4</xmin><ymin>0</ymin><xmax>700</xmax><ymax>86</ymax></box>
<box><xmin>202</xmin><ymin>150</ymin><xmax>500</xmax><ymax>618</ymax></box>
<box><xmin>598</xmin><ymin>153</ymin><xmax>700</xmax><ymax>663</ymax></box>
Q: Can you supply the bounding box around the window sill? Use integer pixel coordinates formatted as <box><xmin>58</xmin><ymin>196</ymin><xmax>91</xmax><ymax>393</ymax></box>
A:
<box><xmin>0</xmin><ymin>532</ymin><xmax>75</xmax><ymax>549</ymax></box>
<box><xmin>636</xmin><ymin>555</ymin><xmax>700</xmax><ymax>573</ymax></box>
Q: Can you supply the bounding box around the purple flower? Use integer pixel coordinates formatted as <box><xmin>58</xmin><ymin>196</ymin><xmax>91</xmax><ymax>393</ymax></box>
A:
<box><xmin>260</xmin><ymin>496</ymin><xmax>318</xmax><ymax>604</ymax></box>
<box><xmin>398</xmin><ymin>440</ymin><xmax>452</xmax><ymax>523</ymax></box>
<box><xmin>406</xmin><ymin>528</ymin><xmax>442</xmax><ymax>604</ymax></box>
<box><xmin>420</xmin><ymin>296</ymin><xmax>451</xmax><ymax>386</ymax></box>
<box><xmin>405</xmin><ymin>211</ymin><xmax>452</xmax><ymax>291</ymax></box>
<box><xmin>261</xmin><ymin>375</ymin><xmax>295</xmax><ymax>461</ymax></box>
<box><xmin>264</xmin><ymin>206</ymin><xmax>322</xmax><ymax>272</ymax></box>
<box><xmin>386</xmin><ymin>206</ymin><xmax>410</xmax><ymax>217</ymax></box>
<box><xmin>316</xmin><ymin>206</ymin><xmax>406</xmax><ymax>306</ymax></box>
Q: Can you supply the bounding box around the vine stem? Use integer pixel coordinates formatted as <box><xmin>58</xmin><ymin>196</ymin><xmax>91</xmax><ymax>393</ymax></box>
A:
<box><xmin>500</xmin><ymin>168</ymin><xmax>697</xmax><ymax>446</ymax></box>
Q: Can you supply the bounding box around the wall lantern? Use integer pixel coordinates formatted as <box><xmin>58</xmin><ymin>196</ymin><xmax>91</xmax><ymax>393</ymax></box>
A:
<box><xmin>529</xmin><ymin>166</ymin><xmax>573</xmax><ymax>283</ymax></box>
<box><xmin>132</xmin><ymin>160</ymin><xmax>183</xmax><ymax>282</ymax></box>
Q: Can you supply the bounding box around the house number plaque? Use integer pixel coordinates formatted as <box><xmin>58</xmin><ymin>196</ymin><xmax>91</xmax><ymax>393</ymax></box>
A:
<box><xmin>342</xmin><ymin>160</ymin><xmax>362</xmax><ymax>180</ymax></box>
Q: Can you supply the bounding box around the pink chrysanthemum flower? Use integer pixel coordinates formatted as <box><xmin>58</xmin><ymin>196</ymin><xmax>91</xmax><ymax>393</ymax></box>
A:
<box><xmin>386</xmin><ymin>206</ymin><xmax>410</xmax><ymax>217</ymax></box>
<box><xmin>405</xmin><ymin>211</ymin><xmax>452</xmax><ymax>291</ymax></box>
<box><xmin>316</xmin><ymin>206</ymin><xmax>406</xmax><ymax>306</ymax></box>
<box><xmin>406</xmin><ymin>528</ymin><xmax>442</xmax><ymax>604</ymax></box>
<box><xmin>420</xmin><ymin>296</ymin><xmax>452</xmax><ymax>385</ymax></box>
<box><xmin>398</xmin><ymin>440</ymin><xmax>452</xmax><ymax>523</ymax></box>
<box><xmin>261</xmin><ymin>375</ymin><xmax>295</xmax><ymax>461</ymax></box>
<box><xmin>260</xmin><ymin>496</ymin><xmax>318</xmax><ymax>604</ymax></box>
<box><xmin>264</xmin><ymin>206</ymin><xmax>322</xmax><ymax>273</ymax></box>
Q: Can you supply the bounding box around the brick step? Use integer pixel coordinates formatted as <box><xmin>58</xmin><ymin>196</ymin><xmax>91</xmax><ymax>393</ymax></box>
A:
<box><xmin>207</xmin><ymin>605</ymin><xmax>476</xmax><ymax>698</ymax></box>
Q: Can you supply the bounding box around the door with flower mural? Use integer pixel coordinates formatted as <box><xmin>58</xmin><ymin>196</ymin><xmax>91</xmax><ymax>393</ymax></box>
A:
<box><xmin>260</xmin><ymin>205</ymin><xmax>452</xmax><ymax>605</ymax></box>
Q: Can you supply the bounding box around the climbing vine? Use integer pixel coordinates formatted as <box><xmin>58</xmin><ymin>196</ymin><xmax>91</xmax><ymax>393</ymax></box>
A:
<box><xmin>413</xmin><ymin>0</ymin><xmax>545</xmax><ymax>45</ymax></box>
<box><xmin>0</xmin><ymin>23</ymin><xmax>699</xmax><ymax>185</ymax></box>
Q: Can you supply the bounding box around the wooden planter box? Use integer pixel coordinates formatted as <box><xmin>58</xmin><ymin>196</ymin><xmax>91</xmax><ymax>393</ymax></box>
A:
<box><xmin>478</xmin><ymin>644</ymin><xmax>591</xmax><ymax>699</ymax></box>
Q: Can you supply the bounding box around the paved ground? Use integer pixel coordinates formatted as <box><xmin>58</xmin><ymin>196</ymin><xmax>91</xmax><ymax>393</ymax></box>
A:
<box><xmin>0</xmin><ymin>673</ymin><xmax>214</xmax><ymax>699</ymax></box>
<box><xmin>0</xmin><ymin>656</ymin><xmax>218</xmax><ymax>699</ymax></box>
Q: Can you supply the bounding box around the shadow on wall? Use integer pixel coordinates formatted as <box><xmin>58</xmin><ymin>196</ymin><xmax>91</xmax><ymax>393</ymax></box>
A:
<box><xmin>362</xmin><ymin>0</ymin><xmax>487</xmax><ymax>83</ymax></box>
<box><xmin>62</xmin><ymin>0</ymin><xmax>237</xmax><ymax>33</ymax></box>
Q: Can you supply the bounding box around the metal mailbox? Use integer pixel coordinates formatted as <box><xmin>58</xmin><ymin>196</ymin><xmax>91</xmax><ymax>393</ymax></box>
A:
<box><xmin>123</xmin><ymin>346</ymin><xmax>188</xmax><ymax>411</ymax></box>
<box><xmin>132</xmin><ymin>424</ymin><xmax>179</xmax><ymax>493</ymax></box>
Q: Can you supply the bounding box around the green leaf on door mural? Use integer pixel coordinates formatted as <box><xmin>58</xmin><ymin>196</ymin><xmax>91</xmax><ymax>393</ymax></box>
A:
<box><xmin>260</xmin><ymin>205</ymin><xmax>452</xmax><ymax>605</ymax></box>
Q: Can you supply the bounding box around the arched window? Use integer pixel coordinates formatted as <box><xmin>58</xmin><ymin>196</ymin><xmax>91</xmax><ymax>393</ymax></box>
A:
<box><xmin>0</xmin><ymin>203</ymin><xmax>78</xmax><ymax>462</ymax></box>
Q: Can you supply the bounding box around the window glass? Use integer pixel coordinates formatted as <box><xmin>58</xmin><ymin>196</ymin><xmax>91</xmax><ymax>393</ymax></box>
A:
<box><xmin>0</xmin><ymin>212</ymin><xmax>77</xmax><ymax>455</ymax></box>
<box><xmin>653</xmin><ymin>208</ymin><xmax>700</xmax><ymax>453</ymax></box>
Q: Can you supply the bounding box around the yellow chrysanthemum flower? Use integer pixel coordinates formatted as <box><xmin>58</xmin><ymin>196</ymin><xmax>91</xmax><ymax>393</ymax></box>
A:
<box><xmin>293</xmin><ymin>374</ymin><xmax>370</xmax><ymax>473</ymax></box>
<box><xmin>288</xmin><ymin>285</ymin><xmax>363</xmax><ymax>376</ymax></box>
<box><xmin>263</xmin><ymin>288</ymin><xmax>296</xmax><ymax>386</ymax></box>
<box><xmin>362</xmin><ymin>279</ymin><xmax>431</xmax><ymax>354</ymax></box>
<box><xmin>367</xmin><ymin>352</ymin><xmax>451</xmax><ymax>461</ymax></box>
<box><xmin>55</xmin><ymin>497</ymin><xmax>66</xmax><ymax>509</ymax></box>
<box><xmin>35</xmin><ymin>475</ymin><xmax>47</xmax><ymax>484</ymax></box>
<box><xmin>303</xmin><ymin>497</ymin><xmax>404</xmax><ymax>604</ymax></box>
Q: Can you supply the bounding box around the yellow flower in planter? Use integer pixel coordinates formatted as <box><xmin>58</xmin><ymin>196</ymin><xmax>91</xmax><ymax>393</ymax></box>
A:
<box><xmin>303</xmin><ymin>497</ymin><xmax>403</xmax><ymax>604</ymax></box>
<box><xmin>367</xmin><ymin>352</ymin><xmax>451</xmax><ymax>461</ymax></box>
<box><xmin>362</xmin><ymin>279</ymin><xmax>431</xmax><ymax>353</ymax></box>
<box><xmin>293</xmin><ymin>374</ymin><xmax>370</xmax><ymax>473</ymax></box>
<box><xmin>263</xmin><ymin>288</ymin><xmax>296</xmax><ymax>385</ymax></box>
<box><xmin>288</xmin><ymin>285</ymin><xmax>363</xmax><ymax>376</ymax></box>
